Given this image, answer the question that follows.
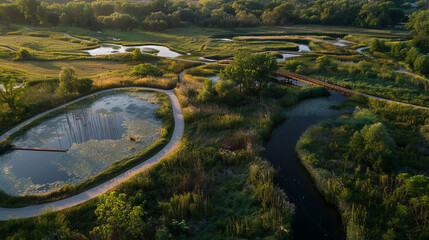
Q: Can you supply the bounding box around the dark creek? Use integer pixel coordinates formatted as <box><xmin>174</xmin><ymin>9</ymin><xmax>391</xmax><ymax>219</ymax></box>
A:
<box><xmin>264</xmin><ymin>91</ymin><xmax>347</xmax><ymax>240</ymax></box>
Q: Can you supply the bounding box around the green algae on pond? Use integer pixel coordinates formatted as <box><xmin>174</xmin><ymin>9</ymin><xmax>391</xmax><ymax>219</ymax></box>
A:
<box><xmin>0</xmin><ymin>91</ymin><xmax>162</xmax><ymax>196</ymax></box>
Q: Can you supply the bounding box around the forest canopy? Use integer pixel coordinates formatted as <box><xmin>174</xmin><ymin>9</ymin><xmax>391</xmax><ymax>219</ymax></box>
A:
<box><xmin>0</xmin><ymin>0</ymin><xmax>424</xmax><ymax>30</ymax></box>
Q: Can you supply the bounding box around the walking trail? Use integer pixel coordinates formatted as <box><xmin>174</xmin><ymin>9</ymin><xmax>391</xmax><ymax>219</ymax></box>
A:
<box><xmin>0</xmin><ymin>87</ymin><xmax>184</xmax><ymax>220</ymax></box>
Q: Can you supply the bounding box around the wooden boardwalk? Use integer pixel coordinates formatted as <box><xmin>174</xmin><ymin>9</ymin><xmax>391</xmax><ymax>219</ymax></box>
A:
<box><xmin>10</xmin><ymin>146</ymin><xmax>68</xmax><ymax>152</ymax></box>
<box><xmin>275</xmin><ymin>69</ymin><xmax>355</xmax><ymax>96</ymax></box>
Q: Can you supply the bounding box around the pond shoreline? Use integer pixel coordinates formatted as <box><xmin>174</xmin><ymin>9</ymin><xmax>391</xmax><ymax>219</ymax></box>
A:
<box><xmin>0</xmin><ymin>87</ymin><xmax>182</xmax><ymax>212</ymax></box>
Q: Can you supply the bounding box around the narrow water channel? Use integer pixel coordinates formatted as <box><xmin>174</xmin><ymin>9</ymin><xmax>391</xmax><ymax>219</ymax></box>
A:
<box><xmin>263</xmin><ymin>91</ymin><xmax>347</xmax><ymax>240</ymax></box>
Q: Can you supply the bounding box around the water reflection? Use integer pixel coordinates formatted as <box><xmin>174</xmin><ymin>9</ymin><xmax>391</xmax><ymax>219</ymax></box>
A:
<box><xmin>85</xmin><ymin>43</ymin><xmax>182</xmax><ymax>58</ymax></box>
<box><xmin>0</xmin><ymin>91</ymin><xmax>162</xmax><ymax>196</ymax></box>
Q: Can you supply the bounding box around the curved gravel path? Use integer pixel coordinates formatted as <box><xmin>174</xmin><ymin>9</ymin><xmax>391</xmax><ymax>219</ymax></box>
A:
<box><xmin>0</xmin><ymin>45</ymin><xmax>18</xmax><ymax>51</ymax></box>
<box><xmin>0</xmin><ymin>87</ymin><xmax>184</xmax><ymax>220</ymax></box>
<box><xmin>356</xmin><ymin>46</ymin><xmax>370</xmax><ymax>56</ymax></box>
<box><xmin>61</xmin><ymin>32</ymin><xmax>91</xmax><ymax>43</ymax></box>
<box><xmin>361</xmin><ymin>93</ymin><xmax>428</xmax><ymax>110</ymax></box>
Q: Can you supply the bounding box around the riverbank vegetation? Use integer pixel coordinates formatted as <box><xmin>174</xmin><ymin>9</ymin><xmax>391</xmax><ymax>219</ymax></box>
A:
<box><xmin>297</xmin><ymin>96</ymin><xmax>429</xmax><ymax>240</ymax></box>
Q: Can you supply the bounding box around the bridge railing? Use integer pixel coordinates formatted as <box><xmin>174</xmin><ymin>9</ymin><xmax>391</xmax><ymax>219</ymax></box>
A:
<box><xmin>275</xmin><ymin>70</ymin><xmax>354</xmax><ymax>95</ymax></box>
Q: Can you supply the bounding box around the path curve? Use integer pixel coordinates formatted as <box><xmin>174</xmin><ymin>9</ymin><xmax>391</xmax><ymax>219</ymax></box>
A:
<box><xmin>361</xmin><ymin>93</ymin><xmax>428</xmax><ymax>110</ymax></box>
<box><xmin>0</xmin><ymin>87</ymin><xmax>184</xmax><ymax>220</ymax></box>
<box><xmin>356</xmin><ymin>46</ymin><xmax>369</xmax><ymax>56</ymax></box>
<box><xmin>61</xmin><ymin>32</ymin><xmax>91</xmax><ymax>43</ymax></box>
<box><xmin>0</xmin><ymin>45</ymin><xmax>18</xmax><ymax>51</ymax></box>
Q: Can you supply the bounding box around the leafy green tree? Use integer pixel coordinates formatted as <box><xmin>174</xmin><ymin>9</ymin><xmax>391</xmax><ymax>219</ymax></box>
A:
<box><xmin>360</xmin><ymin>122</ymin><xmax>396</xmax><ymax>171</ymax></box>
<box><xmin>76</xmin><ymin>78</ymin><xmax>93</xmax><ymax>94</ymax></box>
<box><xmin>132</xmin><ymin>48</ymin><xmax>144</xmax><ymax>61</ymax></box>
<box><xmin>369</xmin><ymin>39</ymin><xmax>389</xmax><ymax>52</ymax></box>
<box><xmin>197</xmin><ymin>78</ymin><xmax>214</xmax><ymax>102</ymax></box>
<box><xmin>272</xmin><ymin>3</ymin><xmax>295</xmax><ymax>24</ymax></box>
<box><xmin>14</xmin><ymin>48</ymin><xmax>31</xmax><ymax>61</ymax></box>
<box><xmin>131</xmin><ymin>63</ymin><xmax>163</xmax><ymax>77</ymax></box>
<box><xmin>99</xmin><ymin>12</ymin><xmax>139</xmax><ymax>31</ymax></box>
<box><xmin>359</xmin><ymin>1</ymin><xmax>396</xmax><ymax>27</ymax></box>
<box><xmin>91</xmin><ymin>191</ymin><xmax>146</xmax><ymax>240</ymax></box>
<box><xmin>60</xmin><ymin>1</ymin><xmax>96</xmax><ymax>27</ymax></box>
<box><xmin>284</xmin><ymin>60</ymin><xmax>301</xmax><ymax>72</ymax></box>
<box><xmin>235</xmin><ymin>10</ymin><xmax>259</xmax><ymax>26</ymax></box>
<box><xmin>0</xmin><ymin>74</ymin><xmax>26</xmax><ymax>113</ymax></box>
<box><xmin>0</xmin><ymin>3</ymin><xmax>25</xmax><ymax>25</ymax></box>
<box><xmin>406</xmin><ymin>9</ymin><xmax>429</xmax><ymax>53</ymax></box>
<box><xmin>261</xmin><ymin>11</ymin><xmax>276</xmax><ymax>25</ymax></box>
<box><xmin>406</xmin><ymin>47</ymin><xmax>420</xmax><ymax>66</ymax></box>
<box><xmin>91</xmin><ymin>1</ymin><xmax>115</xmax><ymax>17</ymax></box>
<box><xmin>220</xmin><ymin>52</ymin><xmax>277</xmax><ymax>95</ymax></box>
<box><xmin>58</xmin><ymin>67</ymin><xmax>79</xmax><ymax>94</ymax></box>
<box><xmin>417</xmin><ymin>0</ymin><xmax>429</xmax><ymax>9</ymax></box>
<box><xmin>16</xmin><ymin>0</ymin><xmax>43</xmax><ymax>25</ymax></box>
<box><xmin>391</xmin><ymin>42</ymin><xmax>408</xmax><ymax>59</ymax></box>
<box><xmin>414</xmin><ymin>55</ymin><xmax>429</xmax><ymax>76</ymax></box>
<box><xmin>215</xmin><ymin>79</ymin><xmax>235</xmax><ymax>98</ymax></box>
<box><xmin>315</xmin><ymin>56</ymin><xmax>336</xmax><ymax>72</ymax></box>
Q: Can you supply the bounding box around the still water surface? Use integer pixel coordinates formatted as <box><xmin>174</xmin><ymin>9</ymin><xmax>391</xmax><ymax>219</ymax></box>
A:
<box><xmin>0</xmin><ymin>91</ymin><xmax>162</xmax><ymax>196</ymax></box>
<box><xmin>264</xmin><ymin>91</ymin><xmax>347</xmax><ymax>240</ymax></box>
<box><xmin>85</xmin><ymin>43</ymin><xmax>182</xmax><ymax>58</ymax></box>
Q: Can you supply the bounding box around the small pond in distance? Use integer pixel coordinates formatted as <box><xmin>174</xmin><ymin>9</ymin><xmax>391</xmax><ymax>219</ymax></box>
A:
<box><xmin>0</xmin><ymin>91</ymin><xmax>162</xmax><ymax>196</ymax></box>
<box><xmin>85</xmin><ymin>43</ymin><xmax>182</xmax><ymax>58</ymax></box>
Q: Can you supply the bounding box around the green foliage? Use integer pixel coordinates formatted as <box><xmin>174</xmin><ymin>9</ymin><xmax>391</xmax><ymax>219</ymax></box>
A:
<box><xmin>57</xmin><ymin>67</ymin><xmax>78</xmax><ymax>94</ymax></box>
<box><xmin>284</xmin><ymin>60</ymin><xmax>302</xmax><ymax>72</ymax></box>
<box><xmin>197</xmin><ymin>79</ymin><xmax>214</xmax><ymax>102</ymax></box>
<box><xmin>359</xmin><ymin>1</ymin><xmax>402</xmax><ymax>28</ymax></box>
<box><xmin>369</xmin><ymin>39</ymin><xmax>389</xmax><ymax>53</ymax></box>
<box><xmin>297</xmin><ymin>102</ymin><xmax>429</xmax><ymax>240</ymax></box>
<box><xmin>16</xmin><ymin>0</ymin><xmax>42</xmax><ymax>25</ymax></box>
<box><xmin>390</xmin><ymin>42</ymin><xmax>408</xmax><ymax>59</ymax></box>
<box><xmin>357</xmin><ymin>122</ymin><xmax>396</xmax><ymax>171</ymax></box>
<box><xmin>315</xmin><ymin>55</ymin><xmax>337</xmax><ymax>72</ymax></box>
<box><xmin>215</xmin><ymin>79</ymin><xmax>234</xmax><ymax>98</ymax></box>
<box><xmin>414</xmin><ymin>54</ymin><xmax>429</xmax><ymax>76</ymax></box>
<box><xmin>0</xmin><ymin>73</ymin><xmax>26</xmax><ymax>113</ymax></box>
<box><xmin>131</xmin><ymin>63</ymin><xmax>163</xmax><ymax>77</ymax></box>
<box><xmin>13</xmin><ymin>48</ymin><xmax>31</xmax><ymax>61</ymax></box>
<box><xmin>132</xmin><ymin>48</ymin><xmax>144</xmax><ymax>61</ymax></box>
<box><xmin>90</xmin><ymin>191</ymin><xmax>147</xmax><ymax>240</ymax></box>
<box><xmin>406</xmin><ymin>9</ymin><xmax>429</xmax><ymax>53</ymax></box>
<box><xmin>98</xmin><ymin>12</ymin><xmax>139</xmax><ymax>31</ymax></box>
<box><xmin>405</xmin><ymin>47</ymin><xmax>420</xmax><ymax>66</ymax></box>
<box><xmin>76</xmin><ymin>78</ymin><xmax>93</xmax><ymax>94</ymax></box>
<box><xmin>220</xmin><ymin>51</ymin><xmax>277</xmax><ymax>95</ymax></box>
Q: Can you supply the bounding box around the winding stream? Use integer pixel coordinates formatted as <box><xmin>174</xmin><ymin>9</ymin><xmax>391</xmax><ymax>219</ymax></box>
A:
<box><xmin>264</xmin><ymin>91</ymin><xmax>347</xmax><ymax>240</ymax></box>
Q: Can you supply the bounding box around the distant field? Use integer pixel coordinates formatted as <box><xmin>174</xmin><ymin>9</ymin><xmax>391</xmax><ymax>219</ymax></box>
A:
<box><xmin>49</xmin><ymin>25</ymin><xmax>409</xmax><ymax>57</ymax></box>
<box><xmin>0</xmin><ymin>35</ymin><xmax>86</xmax><ymax>52</ymax></box>
<box><xmin>0</xmin><ymin>24</ymin><xmax>410</xmax><ymax>59</ymax></box>
<box><xmin>0</xmin><ymin>59</ymin><xmax>131</xmax><ymax>80</ymax></box>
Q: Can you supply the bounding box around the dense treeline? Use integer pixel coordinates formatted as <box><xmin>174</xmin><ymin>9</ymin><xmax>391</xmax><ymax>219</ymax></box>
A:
<box><xmin>0</xmin><ymin>0</ymin><xmax>424</xmax><ymax>31</ymax></box>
